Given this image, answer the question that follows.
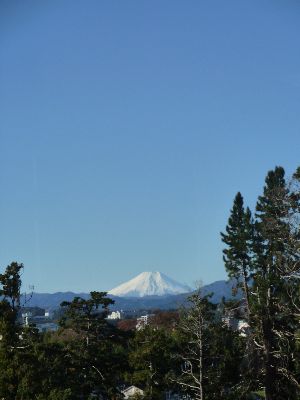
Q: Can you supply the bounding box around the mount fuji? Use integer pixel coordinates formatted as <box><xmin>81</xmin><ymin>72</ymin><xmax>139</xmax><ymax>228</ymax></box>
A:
<box><xmin>108</xmin><ymin>271</ymin><xmax>191</xmax><ymax>298</ymax></box>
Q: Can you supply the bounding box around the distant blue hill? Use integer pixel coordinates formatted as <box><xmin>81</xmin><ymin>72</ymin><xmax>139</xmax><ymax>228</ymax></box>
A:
<box><xmin>20</xmin><ymin>279</ymin><xmax>237</xmax><ymax>311</ymax></box>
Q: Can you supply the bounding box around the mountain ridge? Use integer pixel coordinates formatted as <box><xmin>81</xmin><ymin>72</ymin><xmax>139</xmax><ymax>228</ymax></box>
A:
<box><xmin>20</xmin><ymin>279</ymin><xmax>236</xmax><ymax>310</ymax></box>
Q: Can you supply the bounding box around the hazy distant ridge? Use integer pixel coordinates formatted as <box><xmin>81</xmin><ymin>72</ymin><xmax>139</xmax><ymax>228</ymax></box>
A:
<box><xmin>21</xmin><ymin>279</ymin><xmax>235</xmax><ymax>310</ymax></box>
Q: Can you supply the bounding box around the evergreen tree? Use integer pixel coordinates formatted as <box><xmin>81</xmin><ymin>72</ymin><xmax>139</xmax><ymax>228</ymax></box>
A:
<box><xmin>0</xmin><ymin>262</ymin><xmax>23</xmax><ymax>344</ymax></box>
<box><xmin>252</xmin><ymin>166</ymin><xmax>299</xmax><ymax>399</ymax></box>
<box><xmin>222</xmin><ymin>166</ymin><xmax>300</xmax><ymax>400</ymax></box>
<box><xmin>0</xmin><ymin>262</ymin><xmax>24</xmax><ymax>399</ymax></box>
<box><xmin>60</xmin><ymin>292</ymin><xmax>127</xmax><ymax>399</ymax></box>
<box><xmin>221</xmin><ymin>192</ymin><xmax>253</xmax><ymax>317</ymax></box>
<box><xmin>128</xmin><ymin>325</ymin><xmax>176</xmax><ymax>399</ymax></box>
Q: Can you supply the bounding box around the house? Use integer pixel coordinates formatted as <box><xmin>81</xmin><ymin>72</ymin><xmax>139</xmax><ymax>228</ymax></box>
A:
<box><xmin>237</xmin><ymin>319</ymin><xmax>250</xmax><ymax>337</ymax></box>
<box><xmin>107</xmin><ymin>310</ymin><xmax>123</xmax><ymax>320</ymax></box>
<box><xmin>44</xmin><ymin>310</ymin><xmax>53</xmax><ymax>318</ymax></box>
<box><xmin>136</xmin><ymin>314</ymin><xmax>154</xmax><ymax>330</ymax></box>
<box><xmin>22</xmin><ymin>312</ymin><xmax>32</xmax><ymax>327</ymax></box>
<box><xmin>121</xmin><ymin>385</ymin><xmax>144</xmax><ymax>399</ymax></box>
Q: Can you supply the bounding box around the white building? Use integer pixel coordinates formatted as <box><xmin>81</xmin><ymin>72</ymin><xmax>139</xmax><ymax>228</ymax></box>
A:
<box><xmin>122</xmin><ymin>385</ymin><xmax>144</xmax><ymax>399</ymax></box>
<box><xmin>136</xmin><ymin>314</ymin><xmax>154</xmax><ymax>331</ymax></box>
<box><xmin>107</xmin><ymin>311</ymin><xmax>123</xmax><ymax>320</ymax></box>
<box><xmin>237</xmin><ymin>319</ymin><xmax>250</xmax><ymax>337</ymax></box>
<box><xmin>22</xmin><ymin>312</ymin><xmax>32</xmax><ymax>327</ymax></box>
<box><xmin>44</xmin><ymin>310</ymin><xmax>52</xmax><ymax>318</ymax></box>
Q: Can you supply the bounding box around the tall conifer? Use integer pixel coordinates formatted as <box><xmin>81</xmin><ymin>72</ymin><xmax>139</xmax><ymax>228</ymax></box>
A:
<box><xmin>253</xmin><ymin>167</ymin><xmax>299</xmax><ymax>400</ymax></box>
<box><xmin>221</xmin><ymin>192</ymin><xmax>253</xmax><ymax>317</ymax></box>
<box><xmin>222</xmin><ymin>166</ymin><xmax>300</xmax><ymax>400</ymax></box>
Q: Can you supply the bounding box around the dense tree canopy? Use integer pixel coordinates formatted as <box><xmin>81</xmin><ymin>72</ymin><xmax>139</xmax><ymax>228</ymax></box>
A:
<box><xmin>1</xmin><ymin>165</ymin><xmax>300</xmax><ymax>399</ymax></box>
<box><xmin>222</xmin><ymin>166</ymin><xmax>300</xmax><ymax>400</ymax></box>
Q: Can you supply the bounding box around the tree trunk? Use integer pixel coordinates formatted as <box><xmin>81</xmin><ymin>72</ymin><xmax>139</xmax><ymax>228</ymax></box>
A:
<box><xmin>262</xmin><ymin>318</ymin><xmax>276</xmax><ymax>400</ymax></box>
<box><xmin>242</xmin><ymin>263</ymin><xmax>251</xmax><ymax>321</ymax></box>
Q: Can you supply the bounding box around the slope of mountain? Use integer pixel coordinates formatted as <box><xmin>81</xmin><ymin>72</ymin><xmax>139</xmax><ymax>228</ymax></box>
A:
<box><xmin>20</xmin><ymin>292</ymin><xmax>90</xmax><ymax>309</ymax></box>
<box><xmin>108</xmin><ymin>271</ymin><xmax>191</xmax><ymax>297</ymax></box>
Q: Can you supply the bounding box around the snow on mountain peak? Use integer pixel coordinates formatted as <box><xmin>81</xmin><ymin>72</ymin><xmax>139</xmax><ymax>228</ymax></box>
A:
<box><xmin>108</xmin><ymin>271</ymin><xmax>191</xmax><ymax>298</ymax></box>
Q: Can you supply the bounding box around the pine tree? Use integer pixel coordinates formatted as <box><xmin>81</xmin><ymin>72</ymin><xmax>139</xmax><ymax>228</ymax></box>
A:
<box><xmin>60</xmin><ymin>292</ymin><xmax>126</xmax><ymax>399</ymax></box>
<box><xmin>0</xmin><ymin>262</ymin><xmax>24</xmax><ymax>399</ymax></box>
<box><xmin>128</xmin><ymin>325</ymin><xmax>176</xmax><ymax>399</ymax></box>
<box><xmin>222</xmin><ymin>166</ymin><xmax>300</xmax><ymax>400</ymax></box>
<box><xmin>221</xmin><ymin>192</ymin><xmax>253</xmax><ymax>318</ymax></box>
<box><xmin>252</xmin><ymin>166</ymin><xmax>299</xmax><ymax>400</ymax></box>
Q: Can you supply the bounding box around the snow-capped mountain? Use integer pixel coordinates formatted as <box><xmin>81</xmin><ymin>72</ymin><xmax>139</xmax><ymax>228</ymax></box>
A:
<box><xmin>108</xmin><ymin>271</ymin><xmax>191</xmax><ymax>298</ymax></box>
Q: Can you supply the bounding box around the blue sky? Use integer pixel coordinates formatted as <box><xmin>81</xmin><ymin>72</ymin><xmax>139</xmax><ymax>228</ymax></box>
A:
<box><xmin>1</xmin><ymin>1</ymin><xmax>300</xmax><ymax>292</ymax></box>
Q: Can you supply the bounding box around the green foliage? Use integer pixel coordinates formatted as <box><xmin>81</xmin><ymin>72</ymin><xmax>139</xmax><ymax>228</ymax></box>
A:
<box><xmin>221</xmin><ymin>192</ymin><xmax>253</xmax><ymax>280</ymax></box>
<box><xmin>59</xmin><ymin>292</ymin><xmax>128</xmax><ymax>398</ymax></box>
<box><xmin>36</xmin><ymin>388</ymin><xmax>72</xmax><ymax>400</ymax></box>
<box><xmin>0</xmin><ymin>262</ymin><xmax>23</xmax><ymax>346</ymax></box>
<box><xmin>128</xmin><ymin>325</ymin><xmax>177</xmax><ymax>399</ymax></box>
<box><xmin>222</xmin><ymin>166</ymin><xmax>300</xmax><ymax>400</ymax></box>
<box><xmin>1</xmin><ymin>164</ymin><xmax>299</xmax><ymax>399</ymax></box>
